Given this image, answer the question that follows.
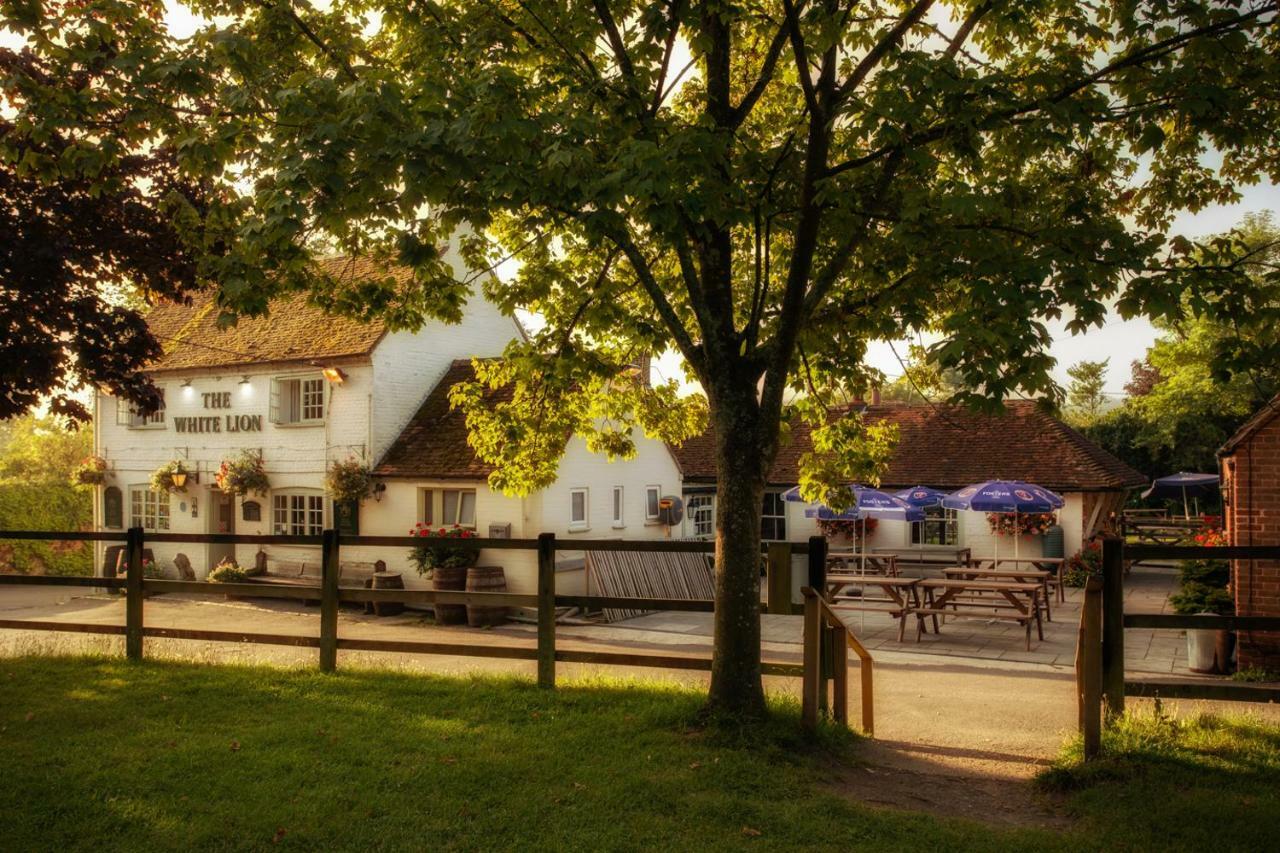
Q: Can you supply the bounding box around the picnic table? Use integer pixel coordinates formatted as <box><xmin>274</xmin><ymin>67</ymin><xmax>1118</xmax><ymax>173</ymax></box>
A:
<box><xmin>825</xmin><ymin>574</ymin><xmax>921</xmax><ymax>642</ymax></box>
<box><xmin>944</xmin><ymin>566</ymin><xmax>1054</xmax><ymax>622</ymax></box>
<box><xmin>871</xmin><ymin>546</ymin><xmax>972</xmax><ymax>569</ymax></box>
<box><xmin>914</xmin><ymin>579</ymin><xmax>1044</xmax><ymax>650</ymax></box>
<box><xmin>970</xmin><ymin>556</ymin><xmax>1066</xmax><ymax>604</ymax></box>
<box><xmin>826</xmin><ymin>550</ymin><xmax>899</xmax><ymax>577</ymax></box>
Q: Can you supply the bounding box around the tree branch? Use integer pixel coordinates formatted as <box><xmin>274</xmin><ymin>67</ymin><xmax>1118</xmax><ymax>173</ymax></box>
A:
<box><xmin>833</xmin><ymin>0</ymin><xmax>936</xmax><ymax>102</ymax></box>
<box><xmin>729</xmin><ymin>16</ymin><xmax>794</xmax><ymax>129</ymax></box>
<box><xmin>592</xmin><ymin>0</ymin><xmax>637</xmax><ymax>84</ymax></box>
<box><xmin>781</xmin><ymin>0</ymin><xmax>819</xmax><ymax>115</ymax></box>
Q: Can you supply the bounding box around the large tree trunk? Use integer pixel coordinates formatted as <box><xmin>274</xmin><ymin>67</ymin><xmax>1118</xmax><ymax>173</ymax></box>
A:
<box><xmin>705</xmin><ymin>380</ymin><xmax>772</xmax><ymax>717</ymax></box>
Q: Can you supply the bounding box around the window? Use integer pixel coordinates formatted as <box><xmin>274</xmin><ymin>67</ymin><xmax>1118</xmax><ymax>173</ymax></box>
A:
<box><xmin>272</xmin><ymin>492</ymin><xmax>324</xmax><ymax>536</ymax></box>
<box><xmin>912</xmin><ymin>506</ymin><xmax>959</xmax><ymax>546</ymax></box>
<box><xmin>117</xmin><ymin>389</ymin><xmax>165</xmax><ymax>428</ymax></box>
<box><xmin>687</xmin><ymin>494</ymin><xmax>715</xmax><ymax>539</ymax></box>
<box><xmin>420</xmin><ymin>488</ymin><xmax>477</xmax><ymax>528</ymax></box>
<box><xmin>645</xmin><ymin>485</ymin><xmax>661</xmax><ymax>522</ymax></box>
<box><xmin>570</xmin><ymin>488</ymin><xmax>589</xmax><ymax>530</ymax></box>
<box><xmin>271</xmin><ymin>375</ymin><xmax>325</xmax><ymax>425</ymax></box>
<box><xmin>129</xmin><ymin>486</ymin><xmax>170</xmax><ymax>531</ymax></box>
<box><xmin>611</xmin><ymin>486</ymin><xmax>624</xmax><ymax>528</ymax></box>
<box><xmin>761</xmin><ymin>491</ymin><xmax>787</xmax><ymax>541</ymax></box>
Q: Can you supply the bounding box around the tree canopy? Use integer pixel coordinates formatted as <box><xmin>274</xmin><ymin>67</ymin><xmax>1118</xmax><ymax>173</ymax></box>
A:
<box><xmin>1065</xmin><ymin>359</ymin><xmax>1110</xmax><ymax>424</ymax></box>
<box><xmin>4</xmin><ymin>0</ymin><xmax>1279</xmax><ymax>713</ymax></box>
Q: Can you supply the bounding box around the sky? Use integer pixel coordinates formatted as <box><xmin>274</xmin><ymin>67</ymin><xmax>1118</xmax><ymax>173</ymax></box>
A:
<box><xmin>6</xmin><ymin>5</ymin><xmax>1277</xmax><ymax>400</ymax></box>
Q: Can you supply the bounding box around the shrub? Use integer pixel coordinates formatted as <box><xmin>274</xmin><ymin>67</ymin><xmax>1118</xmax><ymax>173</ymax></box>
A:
<box><xmin>408</xmin><ymin>523</ymin><xmax>478</xmax><ymax>575</ymax></box>
<box><xmin>206</xmin><ymin>560</ymin><xmax>248</xmax><ymax>583</ymax></box>
<box><xmin>215</xmin><ymin>450</ymin><xmax>269</xmax><ymax>496</ymax></box>
<box><xmin>0</xmin><ymin>484</ymin><xmax>91</xmax><ymax>575</ymax></box>
<box><xmin>1062</xmin><ymin>540</ymin><xmax>1102</xmax><ymax>587</ymax></box>
<box><xmin>325</xmin><ymin>458</ymin><xmax>373</xmax><ymax>504</ymax></box>
<box><xmin>1170</xmin><ymin>557</ymin><xmax>1233</xmax><ymax>615</ymax></box>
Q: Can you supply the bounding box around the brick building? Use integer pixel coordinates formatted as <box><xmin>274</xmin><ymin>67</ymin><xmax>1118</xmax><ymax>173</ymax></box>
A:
<box><xmin>1218</xmin><ymin>396</ymin><xmax>1280</xmax><ymax>669</ymax></box>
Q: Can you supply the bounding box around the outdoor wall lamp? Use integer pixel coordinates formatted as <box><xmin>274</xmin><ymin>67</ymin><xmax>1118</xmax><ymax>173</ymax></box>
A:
<box><xmin>321</xmin><ymin>366</ymin><xmax>347</xmax><ymax>385</ymax></box>
<box><xmin>373</xmin><ymin>482</ymin><xmax>387</xmax><ymax>502</ymax></box>
<box><xmin>171</xmin><ymin>471</ymin><xmax>188</xmax><ymax>489</ymax></box>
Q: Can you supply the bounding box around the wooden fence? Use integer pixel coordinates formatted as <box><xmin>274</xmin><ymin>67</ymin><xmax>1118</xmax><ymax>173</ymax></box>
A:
<box><xmin>0</xmin><ymin>528</ymin><xmax>872</xmax><ymax>734</ymax></box>
<box><xmin>1076</xmin><ymin>537</ymin><xmax>1280</xmax><ymax>758</ymax></box>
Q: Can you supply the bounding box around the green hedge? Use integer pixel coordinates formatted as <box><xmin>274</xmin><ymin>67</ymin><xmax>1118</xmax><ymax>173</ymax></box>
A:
<box><xmin>0</xmin><ymin>484</ymin><xmax>93</xmax><ymax>575</ymax></box>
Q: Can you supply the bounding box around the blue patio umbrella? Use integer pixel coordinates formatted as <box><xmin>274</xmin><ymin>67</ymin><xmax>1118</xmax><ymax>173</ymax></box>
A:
<box><xmin>1142</xmin><ymin>472</ymin><xmax>1219</xmax><ymax>519</ymax></box>
<box><xmin>943</xmin><ymin>480</ymin><xmax>1064</xmax><ymax>560</ymax></box>
<box><xmin>894</xmin><ymin>486</ymin><xmax>947</xmax><ymax>508</ymax></box>
<box><xmin>894</xmin><ymin>486</ymin><xmax>947</xmax><ymax>559</ymax></box>
<box><xmin>782</xmin><ymin>485</ymin><xmax>923</xmax><ymax>577</ymax></box>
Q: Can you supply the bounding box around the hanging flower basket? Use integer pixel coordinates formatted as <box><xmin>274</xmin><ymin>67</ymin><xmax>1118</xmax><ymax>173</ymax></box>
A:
<box><xmin>72</xmin><ymin>455</ymin><xmax>110</xmax><ymax>486</ymax></box>
<box><xmin>986</xmin><ymin>512</ymin><xmax>1056</xmax><ymax>537</ymax></box>
<box><xmin>216</xmin><ymin>450</ymin><xmax>270</xmax><ymax>497</ymax></box>
<box><xmin>150</xmin><ymin>460</ymin><xmax>190</xmax><ymax>494</ymax></box>
<box><xmin>816</xmin><ymin>517</ymin><xmax>878</xmax><ymax>543</ymax></box>
<box><xmin>325</xmin><ymin>458</ymin><xmax>374</xmax><ymax>504</ymax></box>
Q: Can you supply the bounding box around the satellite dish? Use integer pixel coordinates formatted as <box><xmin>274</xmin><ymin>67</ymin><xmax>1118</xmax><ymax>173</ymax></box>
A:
<box><xmin>657</xmin><ymin>495</ymin><xmax>685</xmax><ymax>526</ymax></box>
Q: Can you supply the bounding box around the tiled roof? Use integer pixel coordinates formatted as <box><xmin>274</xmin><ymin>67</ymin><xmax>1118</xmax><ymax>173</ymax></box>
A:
<box><xmin>143</xmin><ymin>257</ymin><xmax>404</xmax><ymax>373</ymax></box>
<box><xmin>671</xmin><ymin>401</ymin><xmax>1147</xmax><ymax>492</ymax></box>
<box><xmin>1219</xmin><ymin>394</ymin><xmax>1280</xmax><ymax>456</ymax></box>
<box><xmin>374</xmin><ymin>360</ymin><xmax>506</xmax><ymax>479</ymax></box>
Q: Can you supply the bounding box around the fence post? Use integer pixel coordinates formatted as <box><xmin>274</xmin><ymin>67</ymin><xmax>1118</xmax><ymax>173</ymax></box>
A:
<box><xmin>766</xmin><ymin>542</ymin><xmax>793</xmax><ymax>615</ymax></box>
<box><xmin>810</xmin><ymin>536</ymin><xmax>831</xmax><ymax>713</ymax></box>
<box><xmin>124</xmin><ymin>526</ymin><xmax>144</xmax><ymax>661</ymax></box>
<box><xmin>801</xmin><ymin>589</ymin><xmax>820</xmax><ymax>732</ymax></box>
<box><xmin>319</xmin><ymin>528</ymin><xmax>339</xmax><ymax>673</ymax></box>
<box><xmin>1101</xmin><ymin>536</ymin><xmax>1125</xmax><ymax>718</ymax></box>
<box><xmin>537</xmin><ymin>532</ymin><xmax>556</xmax><ymax>689</ymax></box>
<box><xmin>1078</xmin><ymin>576</ymin><xmax>1104</xmax><ymax>759</ymax></box>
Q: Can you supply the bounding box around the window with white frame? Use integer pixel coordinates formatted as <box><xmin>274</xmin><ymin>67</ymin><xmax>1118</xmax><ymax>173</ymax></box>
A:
<box><xmin>117</xmin><ymin>388</ymin><xmax>166</xmax><ymax>428</ymax></box>
<box><xmin>761</xmin><ymin>491</ymin><xmax>787</xmax><ymax>541</ymax></box>
<box><xmin>570</xmin><ymin>487</ymin><xmax>589</xmax><ymax>530</ymax></box>
<box><xmin>645</xmin><ymin>485</ymin><xmax>661</xmax><ymax>522</ymax></box>
<box><xmin>272</xmin><ymin>492</ymin><xmax>325</xmax><ymax>536</ymax></box>
<box><xmin>420</xmin><ymin>488</ymin><xmax>477</xmax><ymax>528</ymax></box>
<box><xmin>129</xmin><ymin>486</ymin><xmax>170</xmax><ymax>531</ymax></box>
<box><xmin>911</xmin><ymin>506</ymin><xmax>959</xmax><ymax>546</ymax></box>
<box><xmin>611</xmin><ymin>486</ymin><xmax>624</xmax><ymax>528</ymax></box>
<box><xmin>687</xmin><ymin>494</ymin><xmax>715</xmax><ymax>539</ymax></box>
<box><xmin>271</xmin><ymin>375</ymin><xmax>326</xmax><ymax>425</ymax></box>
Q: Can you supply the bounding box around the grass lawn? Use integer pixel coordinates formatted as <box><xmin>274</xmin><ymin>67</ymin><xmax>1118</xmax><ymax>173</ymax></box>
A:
<box><xmin>2</xmin><ymin>655</ymin><xmax>1279</xmax><ymax>851</ymax></box>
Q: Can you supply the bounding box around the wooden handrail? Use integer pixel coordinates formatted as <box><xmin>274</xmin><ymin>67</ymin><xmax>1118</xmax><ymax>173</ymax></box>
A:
<box><xmin>800</xmin><ymin>586</ymin><xmax>874</xmax><ymax>736</ymax></box>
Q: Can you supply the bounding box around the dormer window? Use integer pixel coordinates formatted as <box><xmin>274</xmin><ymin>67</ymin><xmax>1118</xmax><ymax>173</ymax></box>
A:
<box><xmin>116</xmin><ymin>389</ymin><xmax>165</xmax><ymax>429</ymax></box>
<box><xmin>271</xmin><ymin>375</ymin><xmax>325</xmax><ymax>425</ymax></box>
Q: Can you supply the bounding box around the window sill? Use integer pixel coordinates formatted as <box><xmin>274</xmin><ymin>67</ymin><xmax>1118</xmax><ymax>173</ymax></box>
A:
<box><xmin>611</xmin><ymin>523</ymin><xmax>626</xmax><ymax>530</ymax></box>
<box><xmin>125</xmin><ymin>424</ymin><xmax>167</xmax><ymax>431</ymax></box>
<box><xmin>568</xmin><ymin>524</ymin><xmax>590</xmax><ymax>533</ymax></box>
<box><xmin>644</xmin><ymin>518</ymin><xmax>662</xmax><ymax>526</ymax></box>
<box><xmin>273</xmin><ymin>421</ymin><xmax>325</xmax><ymax>429</ymax></box>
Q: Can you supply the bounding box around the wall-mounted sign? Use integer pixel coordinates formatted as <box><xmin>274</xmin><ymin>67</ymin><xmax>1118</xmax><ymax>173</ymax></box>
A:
<box><xmin>173</xmin><ymin>414</ymin><xmax>263</xmax><ymax>433</ymax></box>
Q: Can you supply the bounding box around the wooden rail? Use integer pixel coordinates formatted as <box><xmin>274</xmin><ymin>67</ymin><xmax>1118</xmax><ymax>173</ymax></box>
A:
<box><xmin>1073</xmin><ymin>537</ymin><xmax>1280</xmax><ymax>760</ymax></box>
<box><xmin>0</xmin><ymin>528</ymin><xmax>852</xmax><ymax>730</ymax></box>
<box><xmin>799</xmin><ymin>575</ymin><xmax>875</xmax><ymax>736</ymax></box>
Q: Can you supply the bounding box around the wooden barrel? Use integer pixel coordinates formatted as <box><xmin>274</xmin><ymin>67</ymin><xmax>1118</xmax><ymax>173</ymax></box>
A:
<box><xmin>370</xmin><ymin>571</ymin><xmax>405</xmax><ymax>617</ymax></box>
<box><xmin>466</xmin><ymin>566</ymin><xmax>507</xmax><ymax>627</ymax></box>
<box><xmin>432</xmin><ymin>565</ymin><xmax>468</xmax><ymax>625</ymax></box>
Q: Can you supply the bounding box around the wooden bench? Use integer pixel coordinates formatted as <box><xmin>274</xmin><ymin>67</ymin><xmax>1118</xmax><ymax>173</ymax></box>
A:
<box><xmin>871</xmin><ymin>546</ymin><xmax>972</xmax><ymax>572</ymax></box>
<box><xmin>944</xmin><ymin>567</ymin><xmax>1054</xmax><ymax>622</ymax></box>
<box><xmin>971</xmin><ymin>557</ymin><xmax>1065</xmax><ymax>605</ymax></box>
<box><xmin>914</xmin><ymin>579</ymin><xmax>1044</xmax><ymax>650</ymax></box>
<box><xmin>826</xmin><ymin>551</ymin><xmax>898</xmax><ymax>577</ymax></box>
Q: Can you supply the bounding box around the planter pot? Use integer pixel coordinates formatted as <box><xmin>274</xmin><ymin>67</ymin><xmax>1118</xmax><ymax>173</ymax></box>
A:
<box><xmin>1187</xmin><ymin>613</ymin><xmax>1219</xmax><ymax>674</ymax></box>
<box><xmin>1214</xmin><ymin>628</ymin><xmax>1236</xmax><ymax>675</ymax></box>
<box><xmin>432</xmin><ymin>565</ymin><xmax>468</xmax><ymax>625</ymax></box>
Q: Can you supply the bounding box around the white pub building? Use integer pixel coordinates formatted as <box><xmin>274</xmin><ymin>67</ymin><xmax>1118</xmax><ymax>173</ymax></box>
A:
<box><xmin>91</xmin><ymin>255</ymin><xmax>686</xmax><ymax>594</ymax></box>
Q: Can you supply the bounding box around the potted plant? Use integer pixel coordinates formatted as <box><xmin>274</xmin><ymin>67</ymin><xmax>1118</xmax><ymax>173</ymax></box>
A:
<box><xmin>1061</xmin><ymin>541</ymin><xmax>1102</xmax><ymax>588</ymax></box>
<box><xmin>215</xmin><ymin>450</ymin><xmax>270</xmax><ymax>496</ymax></box>
<box><xmin>1170</xmin><ymin>526</ymin><xmax>1233</xmax><ymax>674</ymax></box>
<box><xmin>409</xmin><ymin>523</ymin><xmax>478</xmax><ymax>625</ymax></box>
<box><xmin>72</xmin><ymin>455</ymin><xmax>110</xmax><ymax>486</ymax></box>
<box><xmin>150</xmin><ymin>460</ymin><xmax>190</xmax><ymax>494</ymax></box>
<box><xmin>325</xmin><ymin>458</ymin><xmax>374</xmax><ymax>504</ymax></box>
